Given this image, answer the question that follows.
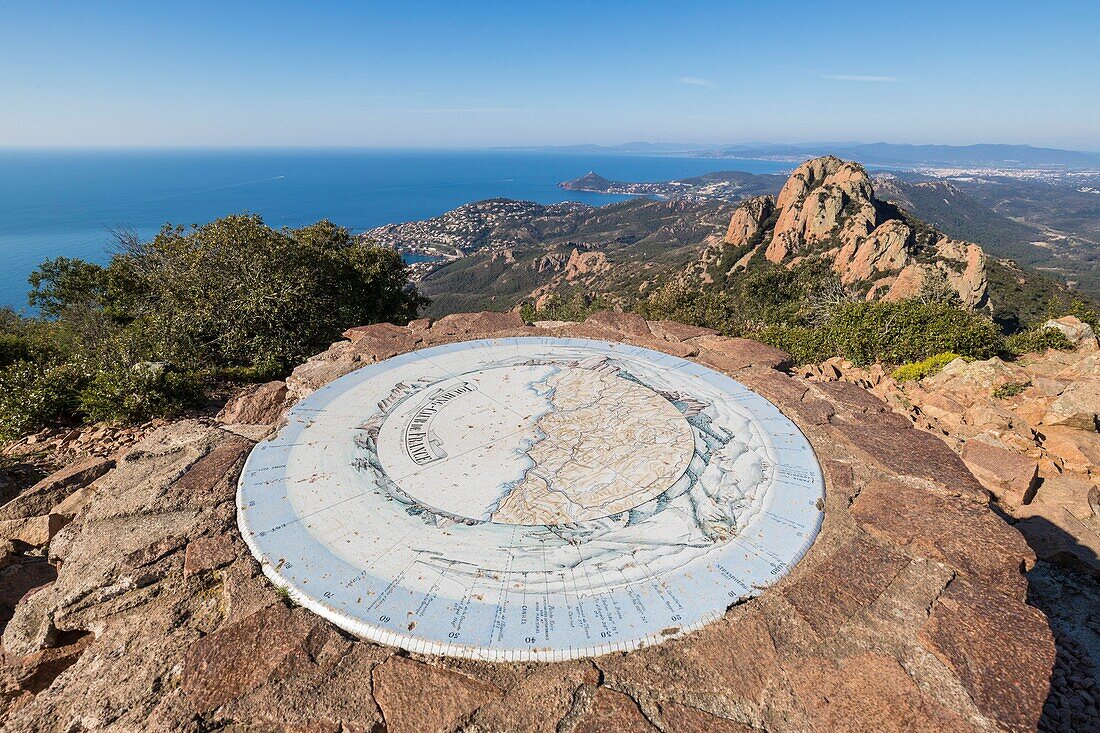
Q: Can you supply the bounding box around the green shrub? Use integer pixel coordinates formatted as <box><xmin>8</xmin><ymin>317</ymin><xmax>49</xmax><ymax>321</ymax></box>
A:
<box><xmin>0</xmin><ymin>360</ymin><xmax>86</xmax><ymax>441</ymax></box>
<box><xmin>993</xmin><ymin>380</ymin><xmax>1031</xmax><ymax>399</ymax></box>
<box><xmin>749</xmin><ymin>325</ymin><xmax>832</xmax><ymax>365</ymax></box>
<box><xmin>635</xmin><ymin>271</ymin><xmax>1003</xmax><ymax>367</ymax></box>
<box><xmin>41</xmin><ymin>216</ymin><xmax>428</xmax><ymax>373</ymax></box>
<box><xmin>1004</xmin><ymin>326</ymin><xmax>1074</xmax><ymax>356</ymax></box>
<box><xmin>0</xmin><ymin>214</ymin><xmax>428</xmax><ymax>442</ymax></box>
<box><xmin>78</xmin><ymin>362</ymin><xmax>204</xmax><ymax>424</ymax></box>
<box><xmin>891</xmin><ymin>352</ymin><xmax>964</xmax><ymax>382</ymax></box>
<box><xmin>635</xmin><ymin>282</ymin><xmax>747</xmax><ymax>335</ymax></box>
<box><xmin>520</xmin><ymin>292</ymin><xmax>610</xmax><ymax>323</ymax></box>
<box><xmin>815</xmin><ymin>301</ymin><xmax>1002</xmax><ymax>366</ymax></box>
<box><xmin>0</xmin><ymin>333</ymin><xmax>31</xmax><ymax>368</ymax></box>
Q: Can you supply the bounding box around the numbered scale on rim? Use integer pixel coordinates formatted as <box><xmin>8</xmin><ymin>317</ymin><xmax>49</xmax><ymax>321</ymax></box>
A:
<box><xmin>237</xmin><ymin>337</ymin><xmax>824</xmax><ymax>661</ymax></box>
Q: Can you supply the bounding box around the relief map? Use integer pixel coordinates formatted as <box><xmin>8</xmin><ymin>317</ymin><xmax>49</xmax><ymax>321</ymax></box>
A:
<box><xmin>237</xmin><ymin>337</ymin><xmax>825</xmax><ymax>661</ymax></box>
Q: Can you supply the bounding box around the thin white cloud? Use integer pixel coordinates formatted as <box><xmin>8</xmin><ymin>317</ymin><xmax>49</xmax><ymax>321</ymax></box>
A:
<box><xmin>373</xmin><ymin>107</ymin><xmax>523</xmax><ymax>114</ymax></box>
<box><xmin>678</xmin><ymin>76</ymin><xmax>715</xmax><ymax>88</ymax></box>
<box><xmin>819</xmin><ymin>73</ymin><xmax>898</xmax><ymax>83</ymax></box>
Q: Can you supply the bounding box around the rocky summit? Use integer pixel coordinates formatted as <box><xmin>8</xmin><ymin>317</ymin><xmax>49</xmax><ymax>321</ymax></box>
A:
<box><xmin>3</xmin><ymin>311</ymin><xmax>1094</xmax><ymax>732</ymax></box>
<box><xmin>711</xmin><ymin>156</ymin><xmax>990</xmax><ymax>309</ymax></box>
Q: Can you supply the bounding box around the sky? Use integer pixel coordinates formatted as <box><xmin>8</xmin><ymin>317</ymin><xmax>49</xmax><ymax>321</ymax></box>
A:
<box><xmin>1</xmin><ymin>0</ymin><xmax>1098</xmax><ymax>150</ymax></box>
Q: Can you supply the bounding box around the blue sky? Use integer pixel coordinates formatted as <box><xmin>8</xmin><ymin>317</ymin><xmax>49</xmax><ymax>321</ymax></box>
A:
<box><xmin>1</xmin><ymin>0</ymin><xmax>1098</xmax><ymax>149</ymax></box>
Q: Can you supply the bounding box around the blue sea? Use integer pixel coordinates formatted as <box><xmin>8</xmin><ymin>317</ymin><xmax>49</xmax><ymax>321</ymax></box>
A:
<box><xmin>0</xmin><ymin>149</ymin><xmax>788</xmax><ymax>310</ymax></box>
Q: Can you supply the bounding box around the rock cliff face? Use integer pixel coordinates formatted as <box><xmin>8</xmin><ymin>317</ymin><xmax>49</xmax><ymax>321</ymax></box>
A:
<box><xmin>0</xmin><ymin>312</ymin><xmax>1072</xmax><ymax>732</ymax></box>
<box><xmin>719</xmin><ymin>157</ymin><xmax>990</xmax><ymax>309</ymax></box>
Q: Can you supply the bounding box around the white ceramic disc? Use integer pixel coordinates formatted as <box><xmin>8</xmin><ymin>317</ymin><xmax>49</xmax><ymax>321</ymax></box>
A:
<box><xmin>237</xmin><ymin>337</ymin><xmax>824</xmax><ymax>661</ymax></box>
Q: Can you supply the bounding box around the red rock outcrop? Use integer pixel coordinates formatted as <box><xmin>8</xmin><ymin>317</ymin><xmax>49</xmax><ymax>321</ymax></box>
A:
<box><xmin>0</xmin><ymin>312</ymin><xmax>1061</xmax><ymax>732</ymax></box>
<box><xmin>714</xmin><ymin>157</ymin><xmax>991</xmax><ymax>310</ymax></box>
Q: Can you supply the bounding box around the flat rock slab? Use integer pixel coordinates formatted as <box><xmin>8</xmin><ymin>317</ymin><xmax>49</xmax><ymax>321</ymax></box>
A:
<box><xmin>0</xmin><ymin>313</ymin><xmax>1058</xmax><ymax>733</ymax></box>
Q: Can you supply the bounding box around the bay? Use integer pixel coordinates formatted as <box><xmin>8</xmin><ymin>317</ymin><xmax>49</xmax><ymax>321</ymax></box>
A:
<box><xmin>0</xmin><ymin>148</ymin><xmax>787</xmax><ymax>310</ymax></box>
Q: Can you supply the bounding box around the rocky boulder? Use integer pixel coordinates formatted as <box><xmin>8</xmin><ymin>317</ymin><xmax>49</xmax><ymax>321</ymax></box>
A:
<box><xmin>0</xmin><ymin>314</ymin><xmax>1064</xmax><ymax>732</ymax></box>
<box><xmin>1044</xmin><ymin>316</ymin><xmax>1099</xmax><ymax>352</ymax></box>
<box><xmin>711</xmin><ymin>156</ymin><xmax>991</xmax><ymax>310</ymax></box>
<box><xmin>724</xmin><ymin>195</ymin><xmax>775</xmax><ymax>248</ymax></box>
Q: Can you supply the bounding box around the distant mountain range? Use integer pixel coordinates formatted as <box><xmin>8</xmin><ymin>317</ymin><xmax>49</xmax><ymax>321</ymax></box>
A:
<box><xmin>709</xmin><ymin>143</ymin><xmax>1100</xmax><ymax>169</ymax></box>
<box><xmin>503</xmin><ymin>142</ymin><xmax>1100</xmax><ymax>170</ymax></box>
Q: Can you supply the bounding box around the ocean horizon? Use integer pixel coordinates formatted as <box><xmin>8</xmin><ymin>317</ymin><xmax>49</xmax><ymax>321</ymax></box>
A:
<box><xmin>0</xmin><ymin>148</ymin><xmax>788</xmax><ymax>310</ymax></box>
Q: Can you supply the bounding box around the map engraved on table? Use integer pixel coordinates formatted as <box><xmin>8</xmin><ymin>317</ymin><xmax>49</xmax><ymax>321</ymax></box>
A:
<box><xmin>237</xmin><ymin>337</ymin><xmax>824</xmax><ymax>661</ymax></box>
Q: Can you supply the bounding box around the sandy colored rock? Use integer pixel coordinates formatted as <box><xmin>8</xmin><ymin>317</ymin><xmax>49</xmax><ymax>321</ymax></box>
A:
<box><xmin>1044</xmin><ymin>315</ymin><xmax>1098</xmax><ymax>351</ymax></box>
<box><xmin>286</xmin><ymin>340</ymin><xmax>364</xmax><ymax>401</ymax></box>
<box><xmin>851</xmin><ymin>480</ymin><xmax>1033</xmax><ymax>593</ymax></box>
<box><xmin>600</xmin><ymin>609</ymin><xmax>778</xmax><ymax>712</ymax></box>
<box><xmin>583</xmin><ymin>310</ymin><xmax>654</xmax><ymax>338</ymax></box>
<box><xmin>371</xmin><ymin>656</ymin><xmax>501</xmax><ymax>733</ymax></box>
<box><xmin>183</xmin><ymin>534</ymin><xmax>237</xmax><ymax>577</ymax></box>
<box><xmin>168</xmin><ymin>434</ymin><xmax>252</xmax><ymax>502</ymax></box>
<box><xmin>919</xmin><ymin>578</ymin><xmax>1055</xmax><ymax>733</ymax></box>
<box><xmin>785</xmin><ymin>653</ymin><xmax>978</xmax><ymax>733</ymax></box>
<box><xmin>716</xmin><ymin>156</ymin><xmax>989</xmax><ymax>309</ymax></box>
<box><xmin>656</xmin><ymin>700</ymin><xmax>754</xmax><ymax>732</ymax></box>
<box><xmin>472</xmin><ymin>663</ymin><xmax>597</xmax><ymax>733</ymax></box>
<box><xmin>7</xmin><ymin>632</ymin><xmax>94</xmax><ymax>698</ymax></box>
<box><xmin>1040</xmin><ymin>425</ymin><xmax>1100</xmax><ymax>474</ymax></box>
<box><xmin>1042</xmin><ymin>379</ymin><xmax>1100</xmax><ymax>430</ymax></box>
<box><xmin>837</xmin><ymin>218</ymin><xmax>911</xmax><ymax>284</ymax></box>
<box><xmin>1015</xmin><ymin>512</ymin><xmax>1100</xmax><ymax>573</ymax></box>
<box><xmin>647</xmin><ymin>320</ymin><xmax>717</xmax><ymax>342</ymax></box>
<box><xmin>343</xmin><ymin>321</ymin><xmax>421</xmax><ymax>362</ymax></box>
<box><xmin>694</xmin><ymin>336</ymin><xmax>793</xmax><ymax>372</ymax></box>
<box><xmin>0</xmin><ymin>456</ymin><xmax>114</xmax><ymax>522</ymax></box>
<box><xmin>3</xmin><ymin>584</ymin><xmax>58</xmax><ymax>657</ymax></box>
<box><xmin>0</xmin><ymin>554</ymin><xmax>54</xmax><ymax>630</ymax></box>
<box><xmin>925</xmin><ymin>356</ymin><xmax>1030</xmax><ymax>394</ymax></box>
<box><xmin>50</xmin><ymin>485</ymin><xmax>95</xmax><ymax>521</ymax></box>
<box><xmin>432</xmin><ymin>310</ymin><xmax>527</xmax><ymax>336</ymax></box>
<box><xmin>182</xmin><ymin>604</ymin><xmax>326</xmax><ymax>712</ymax></box>
<box><xmin>562</xmin><ymin>248</ymin><xmax>611</xmax><ymax>281</ymax></box>
<box><xmin>723</xmin><ymin>195</ymin><xmax>774</xmax><ymax>248</ymax></box>
<box><xmin>784</xmin><ymin>534</ymin><xmax>909</xmax><ymax>639</ymax></box>
<box><xmin>1020</xmin><ymin>475</ymin><xmax>1098</xmax><ymax>524</ymax></box>
<box><xmin>961</xmin><ymin>437</ymin><xmax>1039</xmax><ymax>507</ymax></box>
<box><xmin>217</xmin><ymin>380</ymin><xmax>288</xmax><ymax>426</ymax></box>
<box><xmin>834</xmin><ymin>415</ymin><xmax>988</xmax><ymax>501</ymax></box>
<box><xmin>574</xmin><ymin>687</ymin><xmax>657</xmax><ymax>733</ymax></box>
<box><xmin>0</xmin><ymin>514</ymin><xmax>65</xmax><ymax>548</ymax></box>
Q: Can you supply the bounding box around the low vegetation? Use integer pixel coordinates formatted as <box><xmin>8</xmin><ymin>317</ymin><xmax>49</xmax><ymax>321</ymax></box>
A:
<box><xmin>993</xmin><ymin>380</ymin><xmax>1032</xmax><ymax>399</ymax></box>
<box><xmin>0</xmin><ymin>215</ymin><xmax>425</xmax><ymax>441</ymax></box>
<box><xmin>891</xmin><ymin>353</ymin><xmax>965</xmax><ymax>382</ymax></box>
<box><xmin>524</xmin><ymin>255</ymin><xmax>1091</xmax><ymax>371</ymax></box>
<box><xmin>1004</xmin><ymin>326</ymin><xmax>1074</xmax><ymax>356</ymax></box>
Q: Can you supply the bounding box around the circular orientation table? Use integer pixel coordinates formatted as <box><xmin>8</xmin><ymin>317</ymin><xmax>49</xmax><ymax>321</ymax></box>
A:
<box><xmin>237</xmin><ymin>337</ymin><xmax>824</xmax><ymax>661</ymax></box>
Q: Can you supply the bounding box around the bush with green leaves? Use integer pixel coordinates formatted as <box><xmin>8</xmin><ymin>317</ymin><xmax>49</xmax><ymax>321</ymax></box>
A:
<box><xmin>806</xmin><ymin>300</ymin><xmax>1002</xmax><ymax>366</ymax></box>
<box><xmin>636</xmin><ymin>270</ymin><xmax>1003</xmax><ymax>367</ymax></box>
<box><xmin>636</xmin><ymin>257</ymin><xmax>848</xmax><ymax>337</ymax></box>
<box><xmin>520</xmin><ymin>292</ymin><xmax>611</xmax><ymax>323</ymax></box>
<box><xmin>1003</xmin><ymin>326</ymin><xmax>1073</xmax><ymax>356</ymax></box>
<box><xmin>0</xmin><ymin>360</ymin><xmax>87</xmax><ymax>442</ymax></box>
<box><xmin>31</xmin><ymin>216</ymin><xmax>426</xmax><ymax>373</ymax></box>
<box><xmin>78</xmin><ymin>361</ymin><xmax>204</xmax><ymax>424</ymax></box>
<box><xmin>0</xmin><ymin>215</ymin><xmax>426</xmax><ymax>439</ymax></box>
<box><xmin>891</xmin><ymin>352</ymin><xmax>964</xmax><ymax>382</ymax></box>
